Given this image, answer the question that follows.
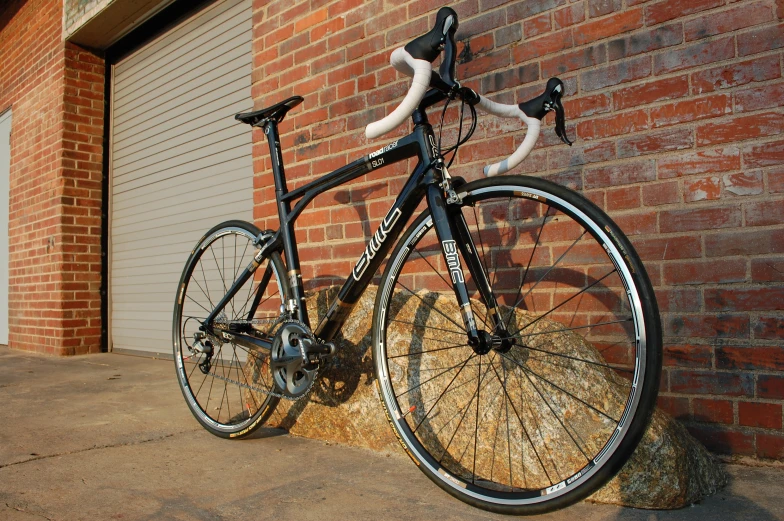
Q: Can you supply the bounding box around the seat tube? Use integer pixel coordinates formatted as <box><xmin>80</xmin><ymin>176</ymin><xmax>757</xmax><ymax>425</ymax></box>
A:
<box><xmin>264</xmin><ymin>121</ymin><xmax>308</xmax><ymax>326</ymax></box>
<box><xmin>426</xmin><ymin>184</ymin><xmax>480</xmax><ymax>345</ymax></box>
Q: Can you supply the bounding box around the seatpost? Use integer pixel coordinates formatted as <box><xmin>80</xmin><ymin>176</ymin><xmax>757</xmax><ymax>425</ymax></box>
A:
<box><xmin>262</xmin><ymin>120</ymin><xmax>309</xmax><ymax>326</ymax></box>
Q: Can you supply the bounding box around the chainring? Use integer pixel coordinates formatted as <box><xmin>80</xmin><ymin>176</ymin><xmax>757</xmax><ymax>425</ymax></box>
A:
<box><xmin>270</xmin><ymin>320</ymin><xmax>318</xmax><ymax>399</ymax></box>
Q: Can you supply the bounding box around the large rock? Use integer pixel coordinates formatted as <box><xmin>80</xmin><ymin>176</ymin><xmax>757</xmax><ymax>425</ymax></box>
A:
<box><xmin>265</xmin><ymin>286</ymin><xmax>727</xmax><ymax>509</ymax></box>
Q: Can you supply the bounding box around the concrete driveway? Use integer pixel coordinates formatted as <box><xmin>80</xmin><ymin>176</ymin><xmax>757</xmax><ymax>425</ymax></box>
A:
<box><xmin>1</xmin><ymin>346</ymin><xmax>782</xmax><ymax>521</ymax></box>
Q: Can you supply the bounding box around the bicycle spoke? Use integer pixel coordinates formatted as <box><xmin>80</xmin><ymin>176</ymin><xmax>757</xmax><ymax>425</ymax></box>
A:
<box><xmin>394</xmin><ymin>280</ymin><xmax>467</xmax><ymax>333</ymax></box>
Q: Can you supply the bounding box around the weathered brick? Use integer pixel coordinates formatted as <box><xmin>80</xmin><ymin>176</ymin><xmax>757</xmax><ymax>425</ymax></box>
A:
<box><xmin>684</xmin><ymin>1</ymin><xmax>774</xmax><ymax>42</ymax></box>
<box><xmin>723</xmin><ymin>171</ymin><xmax>764</xmax><ymax>197</ymax></box>
<box><xmin>706</xmin><ymin>287</ymin><xmax>784</xmax><ymax>312</ymax></box>
<box><xmin>584</xmin><ymin>159</ymin><xmax>656</xmax><ymax>188</ymax></box>
<box><xmin>687</xmin><ymin>426</ymin><xmax>754</xmax><ymax>455</ymax></box>
<box><xmin>735</xmin><ymin>82</ymin><xmax>784</xmax><ymax>113</ymax></box>
<box><xmin>617</xmin><ymin>128</ymin><xmax>693</xmax><ymax>158</ymax></box>
<box><xmin>660</xmin><ymin>206</ymin><xmax>742</xmax><ymax>233</ymax></box>
<box><xmin>743</xmin><ymin>139</ymin><xmax>784</xmax><ymax>168</ymax></box>
<box><xmin>589</xmin><ymin>0</ymin><xmax>622</xmax><ymax>18</ymax></box>
<box><xmin>758</xmin><ymin>433</ymin><xmax>784</xmax><ymax>460</ymax></box>
<box><xmin>577</xmin><ymin>109</ymin><xmax>648</xmax><ymax>140</ymax></box>
<box><xmin>664</xmin><ymin>344</ymin><xmax>713</xmax><ymax>368</ymax></box>
<box><xmin>645</xmin><ymin>0</ymin><xmax>724</xmax><ymax>26</ymax></box>
<box><xmin>507</xmin><ymin>0</ymin><xmax>566</xmax><ymax>22</ymax></box>
<box><xmin>658</xmin><ymin>147</ymin><xmax>740</xmax><ymax>178</ymax></box>
<box><xmin>541</xmin><ymin>45</ymin><xmax>607</xmax><ymax>77</ymax></box>
<box><xmin>752</xmin><ymin>259</ymin><xmax>784</xmax><ymax>282</ymax></box>
<box><xmin>652</xmin><ymin>94</ymin><xmax>731</xmax><ymax>128</ymax></box>
<box><xmin>480</xmin><ymin>64</ymin><xmax>539</xmax><ymax>94</ymax></box>
<box><xmin>653</xmin><ymin>37</ymin><xmax>735</xmax><ymax>75</ymax></box>
<box><xmin>691</xmin><ymin>56</ymin><xmax>782</xmax><ymax>94</ymax></box>
<box><xmin>745</xmin><ymin>199</ymin><xmax>784</xmax><ymax>227</ymax></box>
<box><xmin>670</xmin><ymin>370</ymin><xmax>753</xmax><ymax>397</ymax></box>
<box><xmin>581</xmin><ymin>55</ymin><xmax>651</xmax><ymax>92</ymax></box>
<box><xmin>698</xmin><ymin>113</ymin><xmax>784</xmax><ymax>146</ymax></box>
<box><xmin>705</xmin><ymin>228</ymin><xmax>784</xmax><ymax>257</ymax></box>
<box><xmin>718</xmin><ymin>346</ymin><xmax>784</xmax><ymax>371</ymax></box>
<box><xmin>523</xmin><ymin>13</ymin><xmax>551</xmax><ymax>39</ymax></box>
<box><xmin>737</xmin><ymin>22</ymin><xmax>784</xmax><ymax>56</ymax></box>
<box><xmin>608</xmin><ymin>23</ymin><xmax>683</xmax><ymax>61</ymax></box>
<box><xmin>554</xmin><ymin>3</ymin><xmax>585</xmax><ymax>29</ymax></box>
<box><xmin>562</xmin><ymin>93</ymin><xmax>612</xmax><ymax>117</ymax></box>
<box><xmin>664</xmin><ymin>259</ymin><xmax>746</xmax><ymax>285</ymax></box>
<box><xmin>641</xmin><ymin>181</ymin><xmax>680</xmax><ymax>206</ymax></box>
<box><xmin>513</xmin><ymin>29</ymin><xmax>574</xmax><ymax>62</ymax></box>
<box><xmin>613</xmin><ymin>75</ymin><xmax>689</xmax><ymax>110</ymax></box>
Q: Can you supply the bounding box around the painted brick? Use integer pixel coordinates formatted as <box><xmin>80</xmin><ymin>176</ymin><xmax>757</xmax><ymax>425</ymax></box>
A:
<box><xmin>683</xmin><ymin>176</ymin><xmax>721</xmax><ymax>202</ymax></box>
<box><xmin>735</xmin><ymin>82</ymin><xmax>784</xmax><ymax>113</ymax></box>
<box><xmin>723</xmin><ymin>171</ymin><xmax>764</xmax><ymax>197</ymax></box>
<box><xmin>743</xmin><ymin>139</ymin><xmax>784</xmax><ymax>168</ymax></box>
<box><xmin>617</xmin><ymin>128</ymin><xmax>693</xmax><ymax>158</ymax></box>
<box><xmin>658</xmin><ymin>147</ymin><xmax>740</xmax><ymax>178</ymax></box>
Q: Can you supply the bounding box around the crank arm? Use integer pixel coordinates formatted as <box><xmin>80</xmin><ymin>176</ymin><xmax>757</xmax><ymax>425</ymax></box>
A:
<box><xmin>215</xmin><ymin>330</ymin><xmax>272</xmax><ymax>352</ymax></box>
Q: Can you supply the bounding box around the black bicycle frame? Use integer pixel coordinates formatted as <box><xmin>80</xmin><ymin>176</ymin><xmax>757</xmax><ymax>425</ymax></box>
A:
<box><xmin>204</xmin><ymin>104</ymin><xmax>491</xmax><ymax>350</ymax></box>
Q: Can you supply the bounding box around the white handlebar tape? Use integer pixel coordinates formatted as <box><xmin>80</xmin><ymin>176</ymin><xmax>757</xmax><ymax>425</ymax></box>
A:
<box><xmin>476</xmin><ymin>95</ymin><xmax>541</xmax><ymax>177</ymax></box>
<box><xmin>365</xmin><ymin>48</ymin><xmax>432</xmax><ymax>139</ymax></box>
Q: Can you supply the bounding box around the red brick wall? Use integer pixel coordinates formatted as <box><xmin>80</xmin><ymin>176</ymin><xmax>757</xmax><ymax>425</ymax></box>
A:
<box><xmin>0</xmin><ymin>0</ymin><xmax>104</xmax><ymax>355</ymax></box>
<box><xmin>250</xmin><ymin>0</ymin><xmax>784</xmax><ymax>460</ymax></box>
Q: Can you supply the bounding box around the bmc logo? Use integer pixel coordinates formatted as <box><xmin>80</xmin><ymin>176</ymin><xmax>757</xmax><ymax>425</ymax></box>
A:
<box><xmin>443</xmin><ymin>240</ymin><xmax>464</xmax><ymax>284</ymax></box>
<box><xmin>352</xmin><ymin>208</ymin><xmax>402</xmax><ymax>281</ymax></box>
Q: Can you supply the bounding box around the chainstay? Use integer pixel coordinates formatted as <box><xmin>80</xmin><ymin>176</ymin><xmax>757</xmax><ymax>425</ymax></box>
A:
<box><xmin>206</xmin><ymin>367</ymin><xmax>317</xmax><ymax>401</ymax></box>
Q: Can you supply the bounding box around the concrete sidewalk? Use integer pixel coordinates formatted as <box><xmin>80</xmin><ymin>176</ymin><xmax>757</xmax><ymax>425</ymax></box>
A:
<box><xmin>0</xmin><ymin>346</ymin><xmax>781</xmax><ymax>521</ymax></box>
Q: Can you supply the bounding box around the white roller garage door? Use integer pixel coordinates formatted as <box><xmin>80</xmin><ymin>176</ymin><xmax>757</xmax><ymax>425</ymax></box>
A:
<box><xmin>111</xmin><ymin>0</ymin><xmax>253</xmax><ymax>356</ymax></box>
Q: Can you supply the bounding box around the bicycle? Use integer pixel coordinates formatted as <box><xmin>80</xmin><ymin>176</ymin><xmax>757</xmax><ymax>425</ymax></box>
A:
<box><xmin>173</xmin><ymin>7</ymin><xmax>662</xmax><ymax>515</ymax></box>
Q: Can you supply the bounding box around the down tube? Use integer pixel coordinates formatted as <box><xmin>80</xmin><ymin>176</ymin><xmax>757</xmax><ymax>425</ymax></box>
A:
<box><xmin>314</xmin><ymin>161</ymin><xmax>431</xmax><ymax>342</ymax></box>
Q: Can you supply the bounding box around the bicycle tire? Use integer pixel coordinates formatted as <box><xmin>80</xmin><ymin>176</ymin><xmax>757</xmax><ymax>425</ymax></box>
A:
<box><xmin>173</xmin><ymin>220</ymin><xmax>289</xmax><ymax>439</ymax></box>
<box><xmin>372</xmin><ymin>175</ymin><xmax>661</xmax><ymax>515</ymax></box>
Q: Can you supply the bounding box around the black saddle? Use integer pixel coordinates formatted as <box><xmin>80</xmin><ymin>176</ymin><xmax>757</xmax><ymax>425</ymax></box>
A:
<box><xmin>235</xmin><ymin>96</ymin><xmax>303</xmax><ymax>126</ymax></box>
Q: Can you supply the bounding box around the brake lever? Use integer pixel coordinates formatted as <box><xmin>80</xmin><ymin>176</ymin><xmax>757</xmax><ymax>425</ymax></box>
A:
<box><xmin>519</xmin><ymin>77</ymin><xmax>572</xmax><ymax>146</ymax></box>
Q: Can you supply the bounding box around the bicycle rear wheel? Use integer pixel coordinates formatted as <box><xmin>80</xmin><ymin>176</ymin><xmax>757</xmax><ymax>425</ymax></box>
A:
<box><xmin>173</xmin><ymin>220</ymin><xmax>288</xmax><ymax>438</ymax></box>
<box><xmin>372</xmin><ymin>175</ymin><xmax>661</xmax><ymax>514</ymax></box>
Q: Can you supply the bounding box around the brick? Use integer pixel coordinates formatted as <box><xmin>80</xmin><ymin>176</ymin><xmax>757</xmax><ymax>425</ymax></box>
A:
<box><xmin>507</xmin><ymin>0</ymin><xmax>566</xmax><ymax>22</ymax></box>
<box><xmin>658</xmin><ymin>395</ymin><xmax>690</xmax><ymax>419</ymax></box>
<box><xmin>652</xmin><ymin>94</ymin><xmax>731</xmax><ymax>128</ymax></box>
<box><xmin>584</xmin><ymin>159</ymin><xmax>656</xmax><ymax>189</ymax></box>
<box><xmin>759</xmin><ymin>375</ymin><xmax>784</xmax><ymax>399</ymax></box>
<box><xmin>705</xmin><ymin>287</ymin><xmax>784</xmax><ymax>312</ymax></box>
<box><xmin>617</xmin><ymin>128</ymin><xmax>693</xmax><ymax>158</ymax></box>
<box><xmin>577</xmin><ymin>109</ymin><xmax>648</xmax><ymax>140</ymax></box>
<box><xmin>692</xmin><ymin>398</ymin><xmax>734</xmax><ymax>424</ymax></box>
<box><xmin>613</xmin><ymin>75</ymin><xmax>689</xmax><ymax>110</ymax></box>
<box><xmin>574</xmin><ymin>9</ymin><xmax>644</xmax><ymax>46</ymax></box>
<box><xmin>752</xmin><ymin>314</ymin><xmax>784</xmax><ymax>340</ymax></box>
<box><xmin>685</xmin><ymin>1</ymin><xmax>774</xmax><ymax>42</ymax></box>
<box><xmin>743</xmin><ymin>139</ymin><xmax>784</xmax><ymax>168</ymax></box>
<box><xmin>480</xmin><ymin>64</ymin><xmax>539</xmax><ymax>94</ymax></box>
<box><xmin>524</xmin><ymin>14</ymin><xmax>551</xmax><ymax>39</ymax></box>
<box><xmin>706</xmin><ymin>228</ymin><xmax>784</xmax><ymax>257</ymax></box>
<box><xmin>683</xmin><ymin>176</ymin><xmax>721</xmax><ymax>202</ymax></box>
<box><xmin>554</xmin><ymin>4</ymin><xmax>584</xmax><ymax>29</ymax></box>
<box><xmin>772</xmin><ymin>167</ymin><xmax>784</xmax><ymax>193</ymax></box>
<box><xmin>739</xmin><ymin>401</ymin><xmax>782</xmax><ymax>429</ymax></box>
<box><xmin>695</xmin><ymin>55</ymin><xmax>781</xmax><ymax>95</ymax></box>
<box><xmin>547</xmin><ymin>141</ymin><xmax>615</xmax><ymax>169</ymax></box>
<box><xmin>589</xmin><ymin>0</ymin><xmax>622</xmax><ymax>18</ymax></box>
<box><xmin>671</xmin><ymin>370</ymin><xmax>753</xmax><ymax>397</ymax></box>
<box><xmin>562</xmin><ymin>93</ymin><xmax>612</xmax><ymax>118</ymax></box>
<box><xmin>495</xmin><ymin>23</ymin><xmax>522</xmax><ymax>46</ymax></box>
<box><xmin>645</xmin><ymin>0</ymin><xmax>724</xmax><ymax>26</ymax></box>
<box><xmin>718</xmin><ymin>346</ymin><xmax>784</xmax><ymax>371</ymax></box>
<box><xmin>687</xmin><ymin>425</ymin><xmax>755</xmax><ymax>455</ymax></box>
<box><xmin>513</xmin><ymin>29</ymin><xmax>573</xmax><ymax>62</ymax></box>
<box><xmin>654</xmin><ymin>37</ymin><xmax>735</xmax><ymax>75</ymax></box>
<box><xmin>737</xmin><ymin>22</ymin><xmax>784</xmax><ymax>56</ymax></box>
<box><xmin>541</xmin><ymin>45</ymin><xmax>606</xmax><ymax>77</ymax></box>
<box><xmin>664</xmin><ymin>259</ymin><xmax>746</xmax><ymax>285</ymax></box>
<box><xmin>658</xmin><ymin>147</ymin><xmax>740</xmax><ymax>178</ymax></box>
<box><xmin>735</xmin><ymin>82</ymin><xmax>784</xmax><ymax>113</ymax></box>
<box><xmin>758</xmin><ymin>433</ymin><xmax>784</xmax><ymax>460</ymax></box>
<box><xmin>752</xmin><ymin>259</ymin><xmax>784</xmax><ymax>282</ymax></box>
<box><xmin>698</xmin><ymin>113</ymin><xmax>784</xmax><ymax>146</ymax></box>
<box><xmin>606</xmin><ymin>185</ymin><xmax>640</xmax><ymax>210</ymax></box>
<box><xmin>633</xmin><ymin>235</ymin><xmax>701</xmax><ymax>260</ymax></box>
<box><xmin>723</xmin><ymin>171</ymin><xmax>764</xmax><ymax>197</ymax></box>
<box><xmin>655</xmin><ymin>288</ymin><xmax>703</xmax><ymax>311</ymax></box>
<box><xmin>581</xmin><ymin>55</ymin><xmax>651</xmax><ymax>92</ymax></box>
<box><xmin>457</xmin><ymin>48</ymin><xmax>511</xmax><ymax>79</ymax></box>
<box><xmin>660</xmin><ymin>206</ymin><xmax>742</xmax><ymax>233</ymax></box>
<box><xmin>664</xmin><ymin>344</ymin><xmax>713</xmax><ymax>368</ymax></box>
<box><xmin>608</xmin><ymin>23</ymin><xmax>682</xmax><ymax>61</ymax></box>
<box><xmin>745</xmin><ymin>199</ymin><xmax>784</xmax><ymax>226</ymax></box>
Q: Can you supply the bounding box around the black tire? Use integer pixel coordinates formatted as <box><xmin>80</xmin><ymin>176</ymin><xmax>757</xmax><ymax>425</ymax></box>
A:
<box><xmin>372</xmin><ymin>175</ymin><xmax>661</xmax><ymax>515</ymax></box>
<box><xmin>173</xmin><ymin>220</ymin><xmax>289</xmax><ymax>439</ymax></box>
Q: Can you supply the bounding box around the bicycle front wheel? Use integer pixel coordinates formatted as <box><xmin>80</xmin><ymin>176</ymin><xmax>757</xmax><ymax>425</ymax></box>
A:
<box><xmin>372</xmin><ymin>175</ymin><xmax>661</xmax><ymax>514</ymax></box>
<box><xmin>173</xmin><ymin>220</ymin><xmax>288</xmax><ymax>438</ymax></box>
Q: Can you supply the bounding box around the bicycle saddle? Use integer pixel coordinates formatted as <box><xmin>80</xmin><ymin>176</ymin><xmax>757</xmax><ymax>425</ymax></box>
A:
<box><xmin>235</xmin><ymin>96</ymin><xmax>303</xmax><ymax>126</ymax></box>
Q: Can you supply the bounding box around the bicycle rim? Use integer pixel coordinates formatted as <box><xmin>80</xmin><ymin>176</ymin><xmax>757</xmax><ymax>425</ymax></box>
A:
<box><xmin>373</xmin><ymin>176</ymin><xmax>661</xmax><ymax>513</ymax></box>
<box><xmin>173</xmin><ymin>221</ymin><xmax>286</xmax><ymax>438</ymax></box>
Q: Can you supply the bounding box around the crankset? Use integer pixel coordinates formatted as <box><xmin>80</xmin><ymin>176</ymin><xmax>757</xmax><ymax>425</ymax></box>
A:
<box><xmin>270</xmin><ymin>320</ymin><xmax>335</xmax><ymax>399</ymax></box>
